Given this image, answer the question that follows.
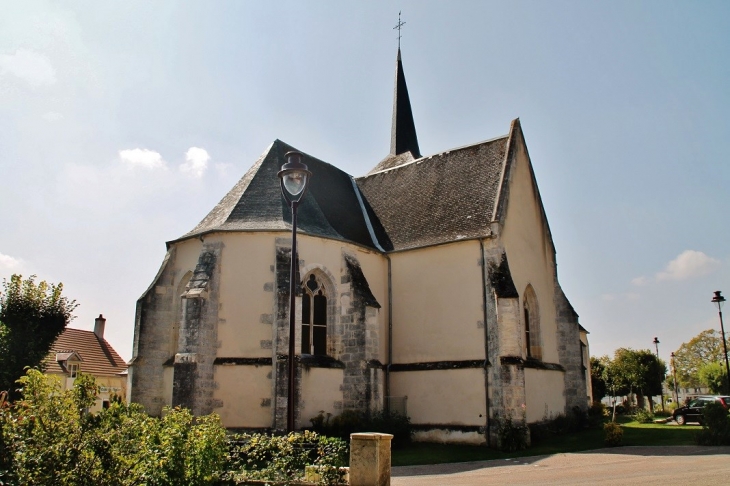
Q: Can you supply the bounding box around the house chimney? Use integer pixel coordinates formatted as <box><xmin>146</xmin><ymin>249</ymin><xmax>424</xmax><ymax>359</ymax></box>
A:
<box><xmin>94</xmin><ymin>314</ymin><xmax>106</xmax><ymax>339</ymax></box>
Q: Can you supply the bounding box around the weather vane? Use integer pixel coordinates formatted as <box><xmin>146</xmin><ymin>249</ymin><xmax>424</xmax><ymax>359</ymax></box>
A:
<box><xmin>393</xmin><ymin>11</ymin><xmax>405</xmax><ymax>49</ymax></box>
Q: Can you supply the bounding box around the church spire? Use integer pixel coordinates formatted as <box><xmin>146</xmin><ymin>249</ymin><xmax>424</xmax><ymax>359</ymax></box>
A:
<box><xmin>389</xmin><ymin>48</ymin><xmax>421</xmax><ymax>159</ymax></box>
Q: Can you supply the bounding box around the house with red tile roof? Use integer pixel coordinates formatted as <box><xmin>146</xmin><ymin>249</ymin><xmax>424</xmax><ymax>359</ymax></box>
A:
<box><xmin>44</xmin><ymin>314</ymin><xmax>127</xmax><ymax>412</ymax></box>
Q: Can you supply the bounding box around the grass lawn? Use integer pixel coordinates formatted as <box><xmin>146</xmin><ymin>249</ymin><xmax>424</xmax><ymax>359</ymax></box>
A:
<box><xmin>391</xmin><ymin>417</ymin><xmax>701</xmax><ymax>467</ymax></box>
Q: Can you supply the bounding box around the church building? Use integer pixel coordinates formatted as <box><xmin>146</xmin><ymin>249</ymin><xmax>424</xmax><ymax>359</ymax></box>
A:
<box><xmin>129</xmin><ymin>48</ymin><xmax>591</xmax><ymax>445</ymax></box>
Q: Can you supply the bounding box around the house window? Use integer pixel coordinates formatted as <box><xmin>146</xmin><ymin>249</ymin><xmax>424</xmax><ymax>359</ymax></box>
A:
<box><xmin>523</xmin><ymin>285</ymin><xmax>541</xmax><ymax>360</ymax></box>
<box><xmin>68</xmin><ymin>363</ymin><xmax>79</xmax><ymax>378</ymax></box>
<box><xmin>302</xmin><ymin>274</ymin><xmax>327</xmax><ymax>355</ymax></box>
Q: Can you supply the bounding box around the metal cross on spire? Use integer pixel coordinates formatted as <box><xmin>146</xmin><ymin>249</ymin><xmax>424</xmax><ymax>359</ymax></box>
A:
<box><xmin>393</xmin><ymin>11</ymin><xmax>405</xmax><ymax>49</ymax></box>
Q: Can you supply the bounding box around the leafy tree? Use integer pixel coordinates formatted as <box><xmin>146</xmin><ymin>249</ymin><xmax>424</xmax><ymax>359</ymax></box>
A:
<box><xmin>698</xmin><ymin>361</ymin><xmax>729</xmax><ymax>394</ymax></box>
<box><xmin>602</xmin><ymin>349</ymin><xmax>666</xmax><ymax>414</ymax></box>
<box><xmin>0</xmin><ymin>274</ymin><xmax>78</xmax><ymax>399</ymax></box>
<box><xmin>599</xmin><ymin>355</ymin><xmax>628</xmax><ymax>422</ymax></box>
<box><xmin>673</xmin><ymin>329</ymin><xmax>725</xmax><ymax>389</ymax></box>
<box><xmin>615</xmin><ymin>348</ymin><xmax>666</xmax><ymax>411</ymax></box>
<box><xmin>590</xmin><ymin>356</ymin><xmax>607</xmax><ymax>403</ymax></box>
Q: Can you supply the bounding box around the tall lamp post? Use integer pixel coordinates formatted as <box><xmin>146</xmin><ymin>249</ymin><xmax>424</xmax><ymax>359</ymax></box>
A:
<box><xmin>278</xmin><ymin>151</ymin><xmax>311</xmax><ymax>433</ymax></box>
<box><xmin>711</xmin><ymin>291</ymin><xmax>730</xmax><ymax>396</ymax></box>
<box><xmin>670</xmin><ymin>352</ymin><xmax>679</xmax><ymax>405</ymax></box>
<box><xmin>653</xmin><ymin>337</ymin><xmax>664</xmax><ymax>412</ymax></box>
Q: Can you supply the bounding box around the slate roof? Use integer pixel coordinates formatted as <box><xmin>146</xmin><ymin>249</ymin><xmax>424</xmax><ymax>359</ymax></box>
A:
<box><xmin>176</xmin><ymin>140</ymin><xmax>391</xmax><ymax>251</ymax></box>
<box><xmin>356</xmin><ymin>135</ymin><xmax>509</xmax><ymax>251</ymax></box>
<box><xmin>44</xmin><ymin>328</ymin><xmax>127</xmax><ymax>377</ymax></box>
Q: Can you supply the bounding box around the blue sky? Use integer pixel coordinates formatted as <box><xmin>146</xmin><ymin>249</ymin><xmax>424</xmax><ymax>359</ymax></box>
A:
<box><xmin>1</xmin><ymin>1</ymin><xmax>728</xmax><ymax>366</ymax></box>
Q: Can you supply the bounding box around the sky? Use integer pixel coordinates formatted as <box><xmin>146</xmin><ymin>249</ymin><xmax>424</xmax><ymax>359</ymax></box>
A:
<box><xmin>1</xmin><ymin>1</ymin><xmax>729</xmax><ymax>367</ymax></box>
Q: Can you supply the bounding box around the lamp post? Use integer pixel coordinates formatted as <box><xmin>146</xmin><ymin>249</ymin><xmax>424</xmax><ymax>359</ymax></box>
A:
<box><xmin>653</xmin><ymin>337</ymin><xmax>664</xmax><ymax>412</ymax></box>
<box><xmin>671</xmin><ymin>352</ymin><xmax>679</xmax><ymax>405</ymax></box>
<box><xmin>278</xmin><ymin>151</ymin><xmax>311</xmax><ymax>433</ymax></box>
<box><xmin>711</xmin><ymin>291</ymin><xmax>730</xmax><ymax>396</ymax></box>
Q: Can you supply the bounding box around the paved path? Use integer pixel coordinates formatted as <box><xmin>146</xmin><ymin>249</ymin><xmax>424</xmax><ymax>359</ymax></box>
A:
<box><xmin>391</xmin><ymin>446</ymin><xmax>730</xmax><ymax>485</ymax></box>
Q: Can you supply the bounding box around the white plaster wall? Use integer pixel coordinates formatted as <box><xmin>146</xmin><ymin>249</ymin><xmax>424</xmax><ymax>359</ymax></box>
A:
<box><xmin>524</xmin><ymin>368</ymin><xmax>565</xmax><ymax>423</ymax></box>
<box><xmin>499</xmin><ymin>141</ymin><xmax>559</xmax><ymax>364</ymax></box>
<box><xmin>214</xmin><ymin>232</ymin><xmax>281</xmax><ymax>358</ymax></box>
<box><xmin>389</xmin><ymin>241</ymin><xmax>485</xmax><ymax>363</ymax></box>
<box><xmin>168</xmin><ymin>232</ymin><xmax>388</xmax><ymax>429</ymax></box>
<box><xmin>162</xmin><ymin>367</ymin><xmax>173</xmax><ymax>406</ymax></box>
<box><xmin>300</xmin><ymin>367</ymin><xmax>344</xmax><ymax>427</ymax></box>
<box><xmin>213</xmin><ymin>365</ymin><xmax>272</xmax><ymax>428</ymax></box>
<box><xmin>391</xmin><ymin>369</ymin><xmax>485</xmax><ymax>425</ymax></box>
<box><xmin>497</xmin><ymin>298</ymin><xmax>521</xmax><ymax>356</ymax></box>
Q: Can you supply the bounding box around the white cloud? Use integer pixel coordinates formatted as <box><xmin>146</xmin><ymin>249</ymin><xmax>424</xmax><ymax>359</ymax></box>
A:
<box><xmin>119</xmin><ymin>148</ymin><xmax>166</xmax><ymax>170</ymax></box>
<box><xmin>0</xmin><ymin>49</ymin><xmax>57</xmax><ymax>87</ymax></box>
<box><xmin>0</xmin><ymin>252</ymin><xmax>23</xmax><ymax>273</ymax></box>
<box><xmin>631</xmin><ymin>250</ymin><xmax>721</xmax><ymax>286</ymax></box>
<box><xmin>656</xmin><ymin>250</ymin><xmax>720</xmax><ymax>281</ymax></box>
<box><xmin>42</xmin><ymin>111</ymin><xmax>63</xmax><ymax>121</ymax></box>
<box><xmin>180</xmin><ymin>147</ymin><xmax>210</xmax><ymax>178</ymax></box>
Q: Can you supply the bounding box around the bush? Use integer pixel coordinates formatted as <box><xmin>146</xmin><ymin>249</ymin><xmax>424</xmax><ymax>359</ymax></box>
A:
<box><xmin>604</xmin><ymin>422</ymin><xmax>623</xmax><ymax>447</ymax></box>
<box><xmin>588</xmin><ymin>403</ymin><xmax>606</xmax><ymax>428</ymax></box>
<box><xmin>0</xmin><ymin>369</ymin><xmax>227</xmax><ymax>485</ymax></box>
<box><xmin>529</xmin><ymin>406</ymin><xmax>593</xmax><ymax>445</ymax></box>
<box><xmin>633</xmin><ymin>408</ymin><xmax>654</xmax><ymax>424</ymax></box>
<box><xmin>309</xmin><ymin>409</ymin><xmax>412</xmax><ymax>448</ymax></box>
<box><xmin>496</xmin><ymin>415</ymin><xmax>529</xmax><ymax>452</ymax></box>
<box><xmin>225</xmin><ymin>431</ymin><xmax>348</xmax><ymax>485</ymax></box>
<box><xmin>695</xmin><ymin>402</ymin><xmax>730</xmax><ymax>446</ymax></box>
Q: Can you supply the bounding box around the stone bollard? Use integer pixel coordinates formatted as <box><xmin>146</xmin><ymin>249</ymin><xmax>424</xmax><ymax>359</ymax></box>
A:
<box><xmin>349</xmin><ymin>432</ymin><xmax>393</xmax><ymax>486</ymax></box>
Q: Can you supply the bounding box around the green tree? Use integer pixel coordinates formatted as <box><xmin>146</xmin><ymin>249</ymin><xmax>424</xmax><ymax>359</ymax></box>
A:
<box><xmin>698</xmin><ymin>361</ymin><xmax>728</xmax><ymax>394</ymax></box>
<box><xmin>609</xmin><ymin>348</ymin><xmax>666</xmax><ymax>412</ymax></box>
<box><xmin>673</xmin><ymin>329</ymin><xmax>725</xmax><ymax>389</ymax></box>
<box><xmin>599</xmin><ymin>355</ymin><xmax>629</xmax><ymax>421</ymax></box>
<box><xmin>0</xmin><ymin>274</ymin><xmax>78</xmax><ymax>399</ymax></box>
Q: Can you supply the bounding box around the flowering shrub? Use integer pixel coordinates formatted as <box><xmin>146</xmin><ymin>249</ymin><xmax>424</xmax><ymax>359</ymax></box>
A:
<box><xmin>225</xmin><ymin>430</ymin><xmax>348</xmax><ymax>485</ymax></box>
<box><xmin>0</xmin><ymin>369</ymin><xmax>227</xmax><ymax>485</ymax></box>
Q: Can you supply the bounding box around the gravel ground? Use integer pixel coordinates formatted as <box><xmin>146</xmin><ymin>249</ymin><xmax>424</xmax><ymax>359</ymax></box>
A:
<box><xmin>391</xmin><ymin>445</ymin><xmax>730</xmax><ymax>485</ymax></box>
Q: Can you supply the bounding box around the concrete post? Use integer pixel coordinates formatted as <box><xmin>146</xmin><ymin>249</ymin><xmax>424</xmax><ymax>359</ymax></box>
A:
<box><xmin>349</xmin><ymin>433</ymin><xmax>393</xmax><ymax>486</ymax></box>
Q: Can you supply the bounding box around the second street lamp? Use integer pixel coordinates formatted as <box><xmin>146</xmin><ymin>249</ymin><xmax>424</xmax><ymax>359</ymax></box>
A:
<box><xmin>653</xmin><ymin>337</ymin><xmax>664</xmax><ymax>412</ymax></box>
<box><xmin>711</xmin><ymin>291</ymin><xmax>730</xmax><ymax>396</ymax></box>
<box><xmin>278</xmin><ymin>150</ymin><xmax>312</xmax><ymax>433</ymax></box>
<box><xmin>671</xmin><ymin>352</ymin><xmax>679</xmax><ymax>405</ymax></box>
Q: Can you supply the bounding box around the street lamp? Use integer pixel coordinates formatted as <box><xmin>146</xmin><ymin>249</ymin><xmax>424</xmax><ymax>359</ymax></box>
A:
<box><xmin>711</xmin><ymin>291</ymin><xmax>730</xmax><ymax>396</ymax></box>
<box><xmin>278</xmin><ymin>150</ymin><xmax>312</xmax><ymax>433</ymax></box>
<box><xmin>653</xmin><ymin>337</ymin><xmax>664</xmax><ymax>412</ymax></box>
<box><xmin>670</xmin><ymin>352</ymin><xmax>679</xmax><ymax>405</ymax></box>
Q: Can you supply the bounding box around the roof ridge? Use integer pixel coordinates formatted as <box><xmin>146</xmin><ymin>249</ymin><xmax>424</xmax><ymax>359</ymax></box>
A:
<box><xmin>360</xmin><ymin>134</ymin><xmax>509</xmax><ymax>178</ymax></box>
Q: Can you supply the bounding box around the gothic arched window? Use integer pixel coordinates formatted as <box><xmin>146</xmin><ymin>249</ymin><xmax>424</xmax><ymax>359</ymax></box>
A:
<box><xmin>302</xmin><ymin>274</ymin><xmax>327</xmax><ymax>355</ymax></box>
<box><xmin>523</xmin><ymin>285</ymin><xmax>541</xmax><ymax>360</ymax></box>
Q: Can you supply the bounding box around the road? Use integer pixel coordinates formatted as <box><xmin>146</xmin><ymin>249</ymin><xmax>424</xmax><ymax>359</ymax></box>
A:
<box><xmin>391</xmin><ymin>446</ymin><xmax>730</xmax><ymax>485</ymax></box>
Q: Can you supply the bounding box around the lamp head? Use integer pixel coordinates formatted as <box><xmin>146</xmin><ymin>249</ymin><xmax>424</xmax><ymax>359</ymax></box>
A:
<box><xmin>653</xmin><ymin>337</ymin><xmax>659</xmax><ymax>345</ymax></box>
<box><xmin>712</xmin><ymin>290</ymin><xmax>726</xmax><ymax>310</ymax></box>
<box><xmin>278</xmin><ymin>151</ymin><xmax>312</xmax><ymax>204</ymax></box>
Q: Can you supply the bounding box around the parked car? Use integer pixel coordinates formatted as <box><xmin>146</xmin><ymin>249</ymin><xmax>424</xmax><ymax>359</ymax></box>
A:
<box><xmin>673</xmin><ymin>395</ymin><xmax>730</xmax><ymax>425</ymax></box>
